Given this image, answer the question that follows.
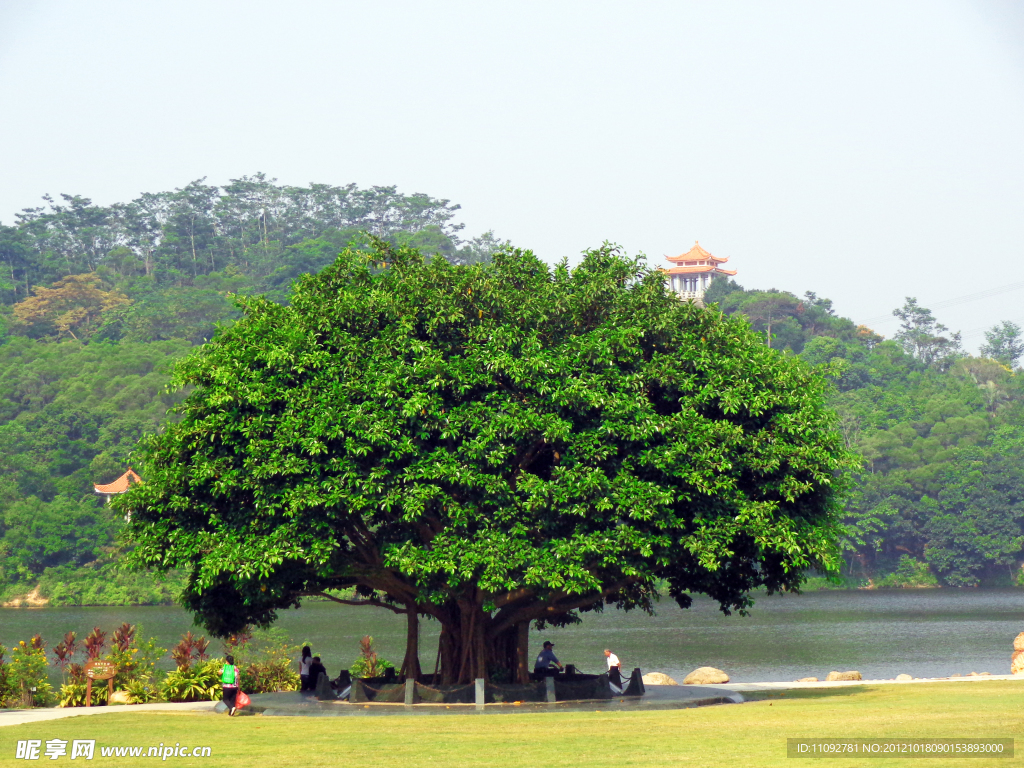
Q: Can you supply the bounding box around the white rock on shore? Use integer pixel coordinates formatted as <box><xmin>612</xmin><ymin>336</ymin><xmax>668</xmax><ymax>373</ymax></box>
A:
<box><xmin>641</xmin><ymin>672</ymin><xmax>678</xmax><ymax>686</ymax></box>
<box><xmin>683</xmin><ymin>667</ymin><xmax>730</xmax><ymax>685</ymax></box>
<box><xmin>825</xmin><ymin>670</ymin><xmax>862</xmax><ymax>681</ymax></box>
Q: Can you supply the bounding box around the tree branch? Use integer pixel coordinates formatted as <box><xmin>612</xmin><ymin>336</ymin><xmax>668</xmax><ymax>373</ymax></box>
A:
<box><xmin>303</xmin><ymin>591</ymin><xmax>408</xmax><ymax>614</ymax></box>
<box><xmin>488</xmin><ymin>578</ymin><xmax>639</xmax><ymax>638</ymax></box>
<box><xmin>491</xmin><ymin>586</ymin><xmax>535</xmax><ymax>609</ymax></box>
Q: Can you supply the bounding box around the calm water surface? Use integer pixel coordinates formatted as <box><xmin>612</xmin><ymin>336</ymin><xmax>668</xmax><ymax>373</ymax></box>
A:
<box><xmin>3</xmin><ymin>589</ymin><xmax>1022</xmax><ymax>684</ymax></box>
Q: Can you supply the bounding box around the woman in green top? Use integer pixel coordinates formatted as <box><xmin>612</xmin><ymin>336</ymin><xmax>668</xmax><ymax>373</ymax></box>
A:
<box><xmin>221</xmin><ymin>654</ymin><xmax>241</xmax><ymax>715</ymax></box>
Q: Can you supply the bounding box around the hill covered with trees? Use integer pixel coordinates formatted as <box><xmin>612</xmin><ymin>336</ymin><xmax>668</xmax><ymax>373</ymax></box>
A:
<box><xmin>0</xmin><ymin>176</ymin><xmax>500</xmax><ymax>605</ymax></box>
<box><xmin>705</xmin><ymin>278</ymin><xmax>1024</xmax><ymax>588</ymax></box>
<box><xmin>0</xmin><ymin>177</ymin><xmax>1022</xmax><ymax>605</ymax></box>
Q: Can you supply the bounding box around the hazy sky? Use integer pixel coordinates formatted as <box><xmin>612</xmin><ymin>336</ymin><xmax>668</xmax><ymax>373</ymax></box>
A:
<box><xmin>2</xmin><ymin>1</ymin><xmax>1022</xmax><ymax>349</ymax></box>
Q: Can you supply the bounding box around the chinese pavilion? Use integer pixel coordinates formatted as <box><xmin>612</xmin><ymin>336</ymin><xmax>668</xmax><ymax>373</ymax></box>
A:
<box><xmin>93</xmin><ymin>468</ymin><xmax>142</xmax><ymax>504</ymax></box>
<box><xmin>662</xmin><ymin>241</ymin><xmax>737</xmax><ymax>305</ymax></box>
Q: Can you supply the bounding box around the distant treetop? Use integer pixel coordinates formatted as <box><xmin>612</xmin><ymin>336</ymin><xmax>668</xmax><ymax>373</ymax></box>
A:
<box><xmin>0</xmin><ymin>173</ymin><xmax>501</xmax><ymax>307</ymax></box>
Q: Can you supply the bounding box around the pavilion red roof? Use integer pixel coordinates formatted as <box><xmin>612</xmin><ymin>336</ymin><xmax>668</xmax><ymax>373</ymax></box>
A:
<box><xmin>664</xmin><ymin>241</ymin><xmax>731</xmax><ymax>265</ymax></box>
<box><xmin>94</xmin><ymin>469</ymin><xmax>142</xmax><ymax>495</ymax></box>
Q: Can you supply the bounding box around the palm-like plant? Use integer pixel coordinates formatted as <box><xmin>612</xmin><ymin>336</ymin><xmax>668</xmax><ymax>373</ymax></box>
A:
<box><xmin>110</xmin><ymin>623</ymin><xmax>135</xmax><ymax>653</ymax></box>
<box><xmin>83</xmin><ymin>628</ymin><xmax>106</xmax><ymax>660</ymax></box>
<box><xmin>349</xmin><ymin>636</ymin><xmax>394</xmax><ymax>679</ymax></box>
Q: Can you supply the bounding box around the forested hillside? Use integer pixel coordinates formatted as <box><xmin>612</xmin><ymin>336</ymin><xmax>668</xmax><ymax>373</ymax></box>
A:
<box><xmin>1</xmin><ymin>177</ymin><xmax>1022</xmax><ymax>605</ymax></box>
<box><xmin>0</xmin><ymin>176</ymin><xmax>500</xmax><ymax>605</ymax></box>
<box><xmin>706</xmin><ymin>279</ymin><xmax>1024</xmax><ymax>588</ymax></box>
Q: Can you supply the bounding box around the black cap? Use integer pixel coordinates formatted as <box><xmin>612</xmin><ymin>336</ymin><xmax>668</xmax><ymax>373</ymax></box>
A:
<box><xmin>543</xmin><ymin>640</ymin><xmax>554</xmax><ymax>648</ymax></box>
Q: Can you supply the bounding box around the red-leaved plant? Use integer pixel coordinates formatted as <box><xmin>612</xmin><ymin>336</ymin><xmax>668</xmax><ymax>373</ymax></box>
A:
<box><xmin>110</xmin><ymin>623</ymin><xmax>136</xmax><ymax>653</ymax></box>
<box><xmin>169</xmin><ymin>632</ymin><xmax>210</xmax><ymax>671</ymax></box>
<box><xmin>52</xmin><ymin>632</ymin><xmax>77</xmax><ymax>685</ymax></box>
<box><xmin>83</xmin><ymin>628</ymin><xmax>106</xmax><ymax>660</ymax></box>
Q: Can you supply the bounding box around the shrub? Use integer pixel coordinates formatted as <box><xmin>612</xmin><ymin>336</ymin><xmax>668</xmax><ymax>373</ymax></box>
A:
<box><xmin>801</xmin><ymin>575</ymin><xmax>869</xmax><ymax>591</ymax></box>
<box><xmin>58</xmin><ymin>682</ymin><xmax>107</xmax><ymax>708</ymax></box>
<box><xmin>226</xmin><ymin>628</ymin><xmax>299</xmax><ymax>693</ymax></box>
<box><xmin>349</xmin><ymin>636</ymin><xmax>395</xmax><ymax>679</ymax></box>
<box><xmin>106</xmin><ymin>623</ymin><xmax>137</xmax><ymax>690</ymax></box>
<box><xmin>169</xmin><ymin>631</ymin><xmax>208</xmax><ymax>671</ymax></box>
<box><xmin>52</xmin><ymin>623</ymin><xmax>165</xmax><ymax>707</ymax></box>
<box><xmin>160</xmin><ymin>631</ymin><xmax>218</xmax><ymax>702</ymax></box>
<box><xmin>52</xmin><ymin>631</ymin><xmax>77</xmax><ymax>685</ymax></box>
<box><xmin>124</xmin><ymin>678</ymin><xmax>159</xmax><ymax>704</ymax></box>
<box><xmin>160</xmin><ymin>660</ymin><xmax>222</xmax><ymax>702</ymax></box>
<box><xmin>0</xmin><ymin>646</ymin><xmax>10</xmax><ymax>706</ymax></box>
<box><xmin>83</xmin><ymin>627</ymin><xmax>106</xmax><ymax>660</ymax></box>
<box><xmin>105</xmin><ymin>623</ymin><xmax>165</xmax><ymax>693</ymax></box>
<box><xmin>8</xmin><ymin>637</ymin><xmax>52</xmax><ymax>707</ymax></box>
<box><xmin>38</xmin><ymin>563</ymin><xmax>186</xmax><ymax>607</ymax></box>
<box><xmin>876</xmin><ymin>556</ymin><xmax>939</xmax><ymax>588</ymax></box>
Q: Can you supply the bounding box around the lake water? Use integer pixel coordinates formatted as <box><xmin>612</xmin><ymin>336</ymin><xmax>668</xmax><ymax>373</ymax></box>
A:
<box><xmin>3</xmin><ymin>589</ymin><xmax>1022</xmax><ymax>684</ymax></box>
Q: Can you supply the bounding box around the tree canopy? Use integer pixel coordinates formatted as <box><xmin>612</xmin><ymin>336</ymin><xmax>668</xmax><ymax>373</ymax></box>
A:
<box><xmin>981</xmin><ymin>321</ymin><xmax>1024</xmax><ymax>369</ymax></box>
<box><xmin>119</xmin><ymin>241</ymin><xmax>854</xmax><ymax>683</ymax></box>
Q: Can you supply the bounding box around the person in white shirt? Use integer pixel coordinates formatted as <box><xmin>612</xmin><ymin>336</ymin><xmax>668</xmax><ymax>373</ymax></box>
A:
<box><xmin>299</xmin><ymin>646</ymin><xmax>313</xmax><ymax>691</ymax></box>
<box><xmin>604</xmin><ymin>649</ymin><xmax>623</xmax><ymax>691</ymax></box>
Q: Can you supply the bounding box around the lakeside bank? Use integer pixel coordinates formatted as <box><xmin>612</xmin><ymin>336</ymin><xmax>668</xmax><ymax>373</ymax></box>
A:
<box><xmin>6</xmin><ymin>589</ymin><xmax>1024</xmax><ymax>685</ymax></box>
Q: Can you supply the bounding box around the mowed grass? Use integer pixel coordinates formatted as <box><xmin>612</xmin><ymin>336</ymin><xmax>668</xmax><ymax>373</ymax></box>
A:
<box><xmin>2</xmin><ymin>682</ymin><xmax>1024</xmax><ymax>768</ymax></box>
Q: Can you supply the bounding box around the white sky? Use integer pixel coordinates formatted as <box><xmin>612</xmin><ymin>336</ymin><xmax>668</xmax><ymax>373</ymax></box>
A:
<box><xmin>1</xmin><ymin>1</ymin><xmax>1022</xmax><ymax>349</ymax></box>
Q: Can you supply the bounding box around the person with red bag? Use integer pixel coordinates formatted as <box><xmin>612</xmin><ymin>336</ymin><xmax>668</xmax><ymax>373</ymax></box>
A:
<box><xmin>221</xmin><ymin>655</ymin><xmax>242</xmax><ymax>716</ymax></box>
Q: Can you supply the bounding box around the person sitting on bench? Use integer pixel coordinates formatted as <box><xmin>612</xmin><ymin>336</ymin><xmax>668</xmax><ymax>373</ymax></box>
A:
<box><xmin>308</xmin><ymin>656</ymin><xmax>328</xmax><ymax>691</ymax></box>
<box><xmin>533</xmin><ymin>641</ymin><xmax>563</xmax><ymax>678</ymax></box>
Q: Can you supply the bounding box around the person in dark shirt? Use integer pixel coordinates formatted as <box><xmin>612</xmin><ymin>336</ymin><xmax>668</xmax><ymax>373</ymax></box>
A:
<box><xmin>533</xmin><ymin>641</ymin><xmax>563</xmax><ymax>678</ymax></box>
<box><xmin>308</xmin><ymin>656</ymin><xmax>328</xmax><ymax>691</ymax></box>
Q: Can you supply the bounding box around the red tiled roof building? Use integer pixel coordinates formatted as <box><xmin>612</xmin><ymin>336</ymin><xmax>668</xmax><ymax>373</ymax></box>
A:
<box><xmin>661</xmin><ymin>241</ymin><xmax>737</xmax><ymax>305</ymax></box>
<box><xmin>94</xmin><ymin>469</ymin><xmax>142</xmax><ymax>501</ymax></box>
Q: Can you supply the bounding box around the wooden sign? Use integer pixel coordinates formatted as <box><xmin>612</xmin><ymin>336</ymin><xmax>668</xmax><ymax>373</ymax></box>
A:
<box><xmin>85</xmin><ymin>659</ymin><xmax>117</xmax><ymax>680</ymax></box>
<box><xmin>84</xmin><ymin>659</ymin><xmax>117</xmax><ymax>707</ymax></box>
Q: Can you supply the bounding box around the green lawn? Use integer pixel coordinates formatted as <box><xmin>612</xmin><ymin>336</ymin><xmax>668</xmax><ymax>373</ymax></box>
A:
<box><xmin>2</xmin><ymin>682</ymin><xmax>1023</xmax><ymax>767</ymax></box>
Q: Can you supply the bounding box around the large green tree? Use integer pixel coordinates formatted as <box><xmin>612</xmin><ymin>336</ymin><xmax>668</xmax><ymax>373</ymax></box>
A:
<box><xmin>980</xmin><ymin>320</ymin><xmax>1024</xmax><ymax>370</ymax></box>
<box><xmin>119</xmin><ymin>242</ymin><xmax>854</xmax><ymax>683</ymax></box>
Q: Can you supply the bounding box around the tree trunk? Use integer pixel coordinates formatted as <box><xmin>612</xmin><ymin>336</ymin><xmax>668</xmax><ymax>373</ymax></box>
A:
<box><xmin>433</xmin><ymin>600</ymin><xmax>492</xmax><ymax>684</ymax></box>
<box><xmin>485</xmin><ymin>622</ymin><xmax>527</xmax><ymax>684</ymax></box>
<box><xmin>426</xmin><ymin>591</ymin><xmax>604</xmax><ymax>684</ymax></box>
<box><xmin>431</xmin><ymin>601</ymin><xmax>535</xmax><ymax>684</ymax></box>
<box><xmin>399</xmin><ymin>606</ymin><xmax>421</xmax><ymax>681</ymax></box>
<box><xmin>456</xmin><ymin>598</ymin><xmax>479</xmax><ymax>683</ymax></box>
<box><xmin>437</xmin><ymin>621</ymin><xmax>458</xmax><ymax>685</ymax></box>
<box><xmin>516</xmin><ymin>621</ymin><xmax>530</xmax><ymax>684</ymax></box>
